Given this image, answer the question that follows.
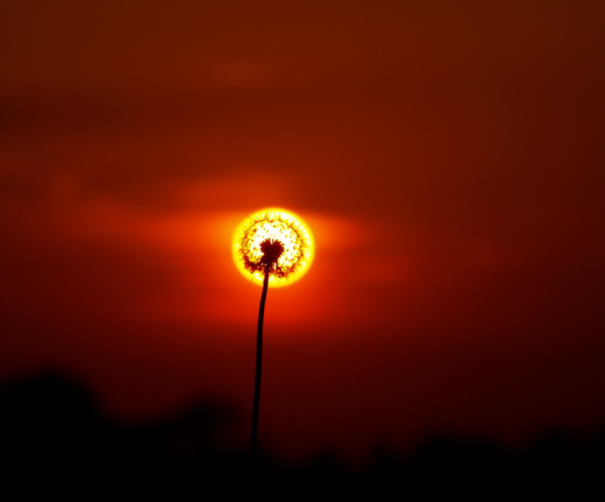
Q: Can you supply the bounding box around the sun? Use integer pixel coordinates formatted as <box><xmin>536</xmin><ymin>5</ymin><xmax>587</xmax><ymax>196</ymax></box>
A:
<box><xmin>232</xmin><ymin>208</ymin><xmax>314</xmax><ymax>287</ymax></box>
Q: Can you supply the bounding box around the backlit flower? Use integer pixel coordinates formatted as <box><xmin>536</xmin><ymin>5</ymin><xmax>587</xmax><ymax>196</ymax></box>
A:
<box><xmin>233</xmin><ymin>208</ymin><xmax>314</xmax><ymax>287</ymax></box>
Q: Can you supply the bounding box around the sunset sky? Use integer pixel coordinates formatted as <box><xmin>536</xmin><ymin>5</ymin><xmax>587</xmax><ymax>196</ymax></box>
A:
<box><xmin>1</xmin><ymin>0</ymin><xmax>603</xmax><ymax>462</ymax></box>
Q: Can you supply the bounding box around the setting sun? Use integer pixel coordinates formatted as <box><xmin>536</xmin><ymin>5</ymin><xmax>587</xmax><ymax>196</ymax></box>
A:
<box><xmin>232</xmin><ymin>208</ymin><xmax>314</xmax><ymax>287</ymax></box>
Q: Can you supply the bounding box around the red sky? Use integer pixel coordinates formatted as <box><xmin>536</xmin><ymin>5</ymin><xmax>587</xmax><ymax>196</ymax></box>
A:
<box><xmin>1</xmin><ymin>0</ymin><xmax>603</xmax><ymax>462</ymax></box>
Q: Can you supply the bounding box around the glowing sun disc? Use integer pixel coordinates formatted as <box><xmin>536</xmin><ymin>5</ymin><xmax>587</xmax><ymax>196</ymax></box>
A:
<box><xmin>232</xmin><ymin>208</ymin><xmax>314</xmax><ymax>287</ymax></box>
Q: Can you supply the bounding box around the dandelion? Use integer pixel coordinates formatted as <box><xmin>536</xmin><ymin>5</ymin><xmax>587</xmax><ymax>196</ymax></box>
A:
<box><xmin>233</xmin><ymin>208</ymin><xmax>314</xmax><ymax>287</ymax></box>
<box><xmin>232</xmin><ymin>208</ymin><xmax>314</xmax><ymax>460</ymax></box>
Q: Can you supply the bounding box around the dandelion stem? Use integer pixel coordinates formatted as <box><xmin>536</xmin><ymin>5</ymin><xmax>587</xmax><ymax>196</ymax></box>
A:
<box><xmin>251</xmin><ymin>267</ymin><xmax>269</xmax><ymax>460</ymax></box>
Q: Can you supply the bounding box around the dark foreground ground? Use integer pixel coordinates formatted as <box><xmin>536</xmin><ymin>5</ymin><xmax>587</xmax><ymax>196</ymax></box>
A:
<box><xmin>0</xmin><ymin>373</ymin><xmax>602</xmax><ymax>498</ymax></box>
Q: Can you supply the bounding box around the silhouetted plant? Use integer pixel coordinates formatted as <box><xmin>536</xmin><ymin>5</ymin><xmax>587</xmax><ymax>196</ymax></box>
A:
<box><xmin>250</xmin><ymin>239</ymin><xmax>284</xmax><ymax>458</ymax></box>
<box><xmin>233</xmin><ymin>209</ymin><xmax>314</xmax><ymax>460</ymax></box>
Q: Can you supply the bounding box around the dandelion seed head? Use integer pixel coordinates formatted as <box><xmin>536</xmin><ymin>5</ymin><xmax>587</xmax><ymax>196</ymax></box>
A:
<box><xmin>233</xmin><ymin>208</ymin><xmax>314</xmax><ymax>287</ymax></box>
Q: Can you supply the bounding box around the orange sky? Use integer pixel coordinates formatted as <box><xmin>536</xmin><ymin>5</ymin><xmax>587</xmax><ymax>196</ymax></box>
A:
<box><xmin>1</xmin><ymin>0</ymin><xmax>604</xmax><ymax>462</ymax></box>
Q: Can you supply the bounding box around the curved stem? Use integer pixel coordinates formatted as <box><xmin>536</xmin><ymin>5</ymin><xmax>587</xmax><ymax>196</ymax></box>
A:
<box><xmin>251</xmin><ymin>267</ymin><xmax>270</xmax><ymax>460</ymax></box>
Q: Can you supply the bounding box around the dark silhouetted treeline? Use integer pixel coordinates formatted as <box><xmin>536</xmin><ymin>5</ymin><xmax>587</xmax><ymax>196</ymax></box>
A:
<box><xmin>0</xmin><ymin>373</ymin><xmax>602</xmax><ymax>497</ymax></box>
